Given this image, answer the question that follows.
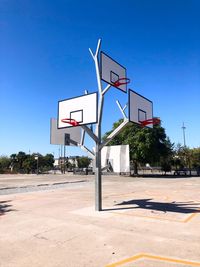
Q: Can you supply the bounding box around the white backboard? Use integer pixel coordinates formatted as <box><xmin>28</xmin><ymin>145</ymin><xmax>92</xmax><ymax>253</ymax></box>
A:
<box><xmin>129</xmin><ymin>89</ymin><xmax>153</xmax><ymax>128</ymax></box>
<box><xmin>58</xmin><ymin>92</ymin><xmax>98</xmax><ymax>129</ymax></box>
<box><xmin>100</xmin><ymin>52</ymin><xmax>127</xmax><ymax>93</ymax></box>
<box><xmin>50</xmin><ymin>118</ymin><xmax>81</xmax><ymax>145</ymax></box>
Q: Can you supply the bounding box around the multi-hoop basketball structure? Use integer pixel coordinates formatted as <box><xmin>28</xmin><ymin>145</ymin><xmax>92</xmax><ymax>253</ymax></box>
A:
<box><xmin>55</xmin><ymin>39</ymin><xmax>160</xmax><ymax>211</ymax></box>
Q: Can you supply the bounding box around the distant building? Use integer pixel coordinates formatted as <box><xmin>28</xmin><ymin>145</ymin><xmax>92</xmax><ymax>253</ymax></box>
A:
<box><xmin>54</xmin><ymin>156</ymin><xmax>92</xmax><ymax>170</ymax></box>
<box><xmin>54</xmin><ymin>156</ymin><xmax>79</xmax><ymax>169</ymax></box>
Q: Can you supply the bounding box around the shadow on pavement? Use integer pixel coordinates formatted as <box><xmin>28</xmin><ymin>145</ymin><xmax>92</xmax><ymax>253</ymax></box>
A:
<box><xmin>0</xmin><ymin>200</ymin><xmax>16</xmax><ymax>216</ymax></box>
<box><xmin>103</xmin><ymin>199</ymin><xmax>200</xmax><ymax>213</ymax></box>
<box><xmin>133</xmin><ymin>174</ymin><xmax>194</xmax><ymax>179</ymax></box>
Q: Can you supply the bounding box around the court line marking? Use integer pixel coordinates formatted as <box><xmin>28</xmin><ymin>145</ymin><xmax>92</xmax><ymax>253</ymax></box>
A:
<box><xmin>105</xmin><ymin>253</ymin><xmax>200</xmax><ymax>267</ymax></box>
<box><xmin>183</xmin><ymin>212</ymin><xmax>198</xmax><ymax>223</ymax></box>
<box><xmin>110</xmin><ymin>209</ymin><xmax>200</xmax><ymax>223</ymax></box>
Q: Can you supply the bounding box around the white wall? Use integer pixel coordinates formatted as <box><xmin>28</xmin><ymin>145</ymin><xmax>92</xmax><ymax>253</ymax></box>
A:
<box><xmin>101</xmin><ymin>145</ymin><xmax>130</xmax><ymax>173</ymax></box>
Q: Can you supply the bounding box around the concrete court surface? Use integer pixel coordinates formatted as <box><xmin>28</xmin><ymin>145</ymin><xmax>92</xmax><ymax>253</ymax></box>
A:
<box><xmin>0</xmin><ymin>174</ymin><xmax>200</xmax><ymax>267</ymax></box>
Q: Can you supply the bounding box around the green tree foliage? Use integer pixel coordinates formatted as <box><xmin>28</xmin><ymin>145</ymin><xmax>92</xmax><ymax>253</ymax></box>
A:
<box><xmin>191</xmin><ymin>147</ymin><xmax>200</xmax><ymax>168</ymax></box>
<box><xmin>103</xmin><ymin>119</ymin><xmax>174</xmax><ymax>174</ymax></box>
<box><xmin>16</xmin><ymin>151</ymin><xmax>27</xmax><ymax>170</ymax></box>
<box><xmin>173</xmin><ymin>145</ymin><xmax>200</xmax><ymax>171</ymax></box>
<box><xmin>173</xmin><ymin>145</ymin><xmax>187</xmax><ymax>169</ymax></box>
<box><xmin>0</xmin><ymin>152</ymin><xmax>54</xmax><ymax>174</ymax></box>
<box><xmin>39</xmin><ymin>154</ymin><xmax>55</xmax><ymax>173</ymax></box>
<box><xmin>0</xmin><ymin>156</ymin><xmax>11</xmax><ymax>173</ymax></box>
<box><xmin>10</xmin><ymin>154</ymin><xmax>18</xmax><ymax>172</ymax></box>
<box><xmin>22</xmin><ymin>155</ymin><xmax>37</xmax><ymax>174</ymax></box>
<box><xmin>77</xmin><ymin>156</ymin><xmax>91</xmax><ymax>168</ymax></box>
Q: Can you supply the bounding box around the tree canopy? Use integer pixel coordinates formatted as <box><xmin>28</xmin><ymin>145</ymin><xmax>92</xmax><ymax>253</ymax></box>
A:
<box><xmin>76</xmin><ymin>156</ymin><xmax>91</xmax><ymax>168</ymax></box>
<box><xmin>103</xmin><ymin>119</ymin><xmax>174</xmax><ymax>173</ymax></box>
<box><xmin>0</xmin><ymin>152</ymin><xmax>54</xmax><ymax>174</ymax></box>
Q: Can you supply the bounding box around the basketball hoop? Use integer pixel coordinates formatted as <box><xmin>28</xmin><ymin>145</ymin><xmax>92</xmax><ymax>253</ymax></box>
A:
<box><xmin>61</xmin><ymin>118</ymin><xmax>79</xmax><ymax>126</ymax></box>
<box><xmin>140</xmin><ymin>118</ymin><xmax>161</xmax><ymax>127</ymax></box>
<box><xmin>113</xmin><ymin>78</ymin><xmax>130</xmax><ymax>87</ymax></box>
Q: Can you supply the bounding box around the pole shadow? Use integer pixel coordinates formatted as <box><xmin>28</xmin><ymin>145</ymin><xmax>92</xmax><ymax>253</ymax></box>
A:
<box><xmin>102</xmin><ymin>199</ymin><xmax>200</xmax><ymax>213</ymax></box>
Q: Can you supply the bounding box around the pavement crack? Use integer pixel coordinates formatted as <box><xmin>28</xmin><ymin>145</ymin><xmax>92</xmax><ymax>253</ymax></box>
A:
<box><xmin>34</xmin><ymin>233</ymin><xmax>49</xmax><ymax>241</ymax></box>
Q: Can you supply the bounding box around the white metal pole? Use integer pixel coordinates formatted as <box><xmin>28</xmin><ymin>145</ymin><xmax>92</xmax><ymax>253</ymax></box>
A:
<box><xmin>95</xmin><ymin>40</ymin><xmax>103</xmax><ymax>211</ymax></box>
<box><xmin>89</xmin><ymin>39</ymin><xmax>127</xmax><ymax>211</ymax></box>
<box><xmin>90</xmin><ymin>39</ymin><xmax>103</xmax><ymax>211</ymax></box>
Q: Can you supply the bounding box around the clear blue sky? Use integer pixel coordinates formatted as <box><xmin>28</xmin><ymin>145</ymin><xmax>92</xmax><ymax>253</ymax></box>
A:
<box><xmin>1</xmin><ymin>0</ymin><xmax>200</xmax><ymax>158</ymax></box>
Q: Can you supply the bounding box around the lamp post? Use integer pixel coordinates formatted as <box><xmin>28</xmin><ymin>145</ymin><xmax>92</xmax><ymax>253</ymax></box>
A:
<box><xmin>182</xmin><ymin>122</ymin><xmax>186</xmax><ymax>147</ymax></box>
<box><xmin>35</xmin><ymin>154</ymin><xmax>39</xmax><ymax>175</ymax></box>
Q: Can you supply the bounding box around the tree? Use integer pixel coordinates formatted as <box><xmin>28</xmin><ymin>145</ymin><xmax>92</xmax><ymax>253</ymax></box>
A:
<box><xmin>191</xmin><ymin>148</ymin><xmax>200</xmax><ymax>175</ymax></box>
<box><xmin>22</xmin><ymin>155</ymin><xmax>37</xmax><ymax>174</ymax></box>
<box><xmin>77</xmin><ymin>156</ymin><xmax>91</xmax><ymax>168</ymax></box>
<box><xmin>190</xmin><ymin>147</ymin><xmax>200</xmax><ymax>169</ymax></box>
<box><xmin>103</xmin><ymin>119</ymin><xmax>174</xmax><ymax>174</ymax></box>
<box><xmin>10</xmin><ymin>154</ymin><xmax>18</xmax><ymax>172</ymax></box>
<box><xmin>33</xmin><ymin>153</ymin><xmax>54</xmax><ymax>173</ymax></box>
<box><xmin>7</xmin><ymin>152</ymin><xmax>55</xmax><ymax>174</ymax></box>
<box><xmin>16</xmin><ymin>151</ymin><xmax>27</xmax><ymax>171</ymax></box>
<box><xmin>173</xmin><ymin>144</ymin><xmax>191</xmax><ymax>169</ymax></box>
<box><xmin>0</xmin><ymin>156</ymin><xmax>11</xmax><ymax>173</ymax></box>
<box><xmin>44</xmin><ymin>154</ymin><xmax>54</xmax><ymax>167</ymax></box>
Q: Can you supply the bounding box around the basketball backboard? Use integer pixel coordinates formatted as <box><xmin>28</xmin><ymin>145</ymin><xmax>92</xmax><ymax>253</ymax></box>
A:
<box><xmin>129</xmin><ymin>89</ymin><xmax>153</xmax><ymax>128</ymax></box>
<box><xmin>58</xmin><ymin>92</ymin><xmax>98</xmax><ymax>129</ymax></box>
<box><xmin>100</xmin><ymin>52</ymin><xmax>127</xmax><ymax>93</ymax></box>
<box><xmin>50</xmin><ymin>118</ymin><xmax>81</xmax><ymax>145</ymax></box>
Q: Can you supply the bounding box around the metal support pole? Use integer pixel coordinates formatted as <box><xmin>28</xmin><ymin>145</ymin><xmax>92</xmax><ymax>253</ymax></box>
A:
<box><xmin>94</xmin><ymin>94</ymin><xmax>104</xmax><ymax>211</ymax></box>
<box><xmin>63</xmin><ymin>145</ymin><xmax>66</xmax><ymax>174</ymax></box>
<box><xmin>61</xmin><ymin>145</ymin><xmax>63</xmax><ymax>173</ymax></box>
<box><xmin>89</xmin><ymin>39</ymin><xmax>104</xmax><ymax>211</ymax></box>
<box><xmin>89</xmin><ymin>39</ymin><xmax>127</xmax><ymax>211</ymax></box>
<box><xmin>95</xmin><ymin>142</ymin><xmax>102</xmax><ymax>211</ymax></box>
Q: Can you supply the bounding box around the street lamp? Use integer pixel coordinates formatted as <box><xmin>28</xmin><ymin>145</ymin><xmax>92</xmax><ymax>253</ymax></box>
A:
<box><xmin>182</xmin><ymin>122</ymin><xmax>186</xmax><ymax>147</ymax></box>
<box><xmin>35</xmin><ymin>154</ymin><xmax>39</xmax><ymax>175</ymax></box>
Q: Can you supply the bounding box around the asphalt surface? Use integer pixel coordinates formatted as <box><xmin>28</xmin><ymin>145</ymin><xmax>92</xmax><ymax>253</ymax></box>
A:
<box><xmin>0</xmin><ymin>174</ymin><xmax>200</xmax><ymax>267</ymax></box>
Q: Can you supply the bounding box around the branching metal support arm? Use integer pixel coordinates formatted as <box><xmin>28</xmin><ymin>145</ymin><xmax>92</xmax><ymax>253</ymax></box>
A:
<box><xmin>99</xmin><ymin>119</ymin><xmax>129</xmax><ymax>149</ymax></box>
<box><xmin>81</xmin><ymin>125</ymin><xmax>99</xmax><ymax>143</ymax></box>
<box><xmin>116</xmin><ymin>100</ymin><xmax>127</xmax><ymax>119</ymax></box>
<box><xmin>102</xmin><ymin>84</ymin><xmax>111</xmax><ymax>95</ymax></box>
<box><xmin>80</xmin><ymin>129</ymin><xmax>85</xmax><ymax>146</ymax></box>
<box><xmin>78</xmin><ymin>145</ymin><xmax>95</xmax><ymax>159</ymax></box>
